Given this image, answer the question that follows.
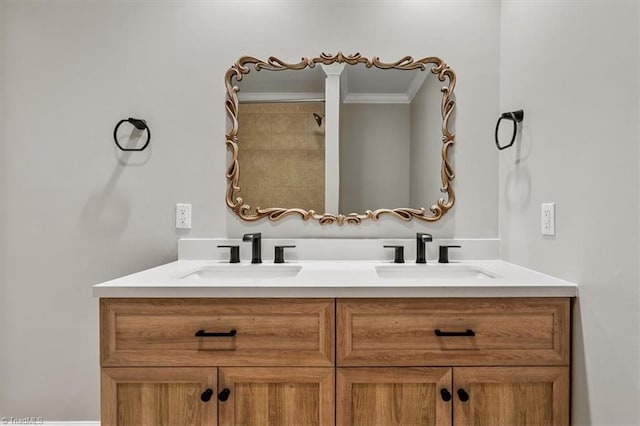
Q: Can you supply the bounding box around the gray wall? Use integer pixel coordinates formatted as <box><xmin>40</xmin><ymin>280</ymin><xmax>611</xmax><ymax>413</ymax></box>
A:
<box><xmin>340</xmin><ymin>103</ymin><xmax>410</xmax><ymax>213</ymax></box>
<box><xmin>500</xmin><ymin>1</ymin><xmax>639</xmax><ymax>424</ymax></box>
<box><xmin>0</xmin><ymin>0</ymin><xmax>496</xmax><ymax>420</ymax></box>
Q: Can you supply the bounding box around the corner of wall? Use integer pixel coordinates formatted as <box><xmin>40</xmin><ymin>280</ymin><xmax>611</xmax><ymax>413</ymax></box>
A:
<box><xmin>0</xmin><ymin>0</ymin><xmax>6</xmax><ymax>416</ymax></box>
<box><xmin>499</xmin><ymin>2</ymin><xmax>640</xmax><ymax>424</ymax></box>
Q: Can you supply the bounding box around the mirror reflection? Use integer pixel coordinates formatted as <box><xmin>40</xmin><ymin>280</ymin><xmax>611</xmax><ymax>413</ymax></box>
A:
<box><xmin>237</xmin><ymin>67</ymin><xmax>326</xmax><ymax>213</ymax></box>
<box><xmin>226</xmin><ymin>54</ymin><xmax>456</xmax><ymax>224</ymax></box>
<box><xmin>338</xmin><ymin>65</ymin><xmax>443</xmax><ymax>214</ymax></box>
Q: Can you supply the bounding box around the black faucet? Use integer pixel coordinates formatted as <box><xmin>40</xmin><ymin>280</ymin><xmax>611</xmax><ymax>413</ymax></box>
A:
<box><xmin>383</xmin><ymin>245</ymin><xmax>405</xmax><ymax>263</ymax></box>
<box><xmin>416</xmin><ymin>233</ymin><xmax>433</xmax><ymax>264</ymax></box>
<box><xmin>242</xmin><ymin>232</ymin><xmax>262</xmax><ymax>264</ymax></box>
<box><xmin>438</xmin><ymin>245</ymin><xmax>461</xmax><ymax>263</ymax></box>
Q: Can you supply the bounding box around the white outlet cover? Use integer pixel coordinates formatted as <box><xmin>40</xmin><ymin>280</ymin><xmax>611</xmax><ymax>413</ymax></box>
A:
<box><xmin>176</xmin><ymin>203</ymin><xmax>192</xmax><ymax>229</ymax></box>
<box><xmin>541</xmin><ymin>202</ymin><xmax>555</xmax><ymax>236</ymax></box>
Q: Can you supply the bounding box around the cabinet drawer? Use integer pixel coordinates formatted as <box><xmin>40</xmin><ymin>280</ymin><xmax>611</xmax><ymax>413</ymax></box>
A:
<box><xmin>101</xmin><ymin>298</ymin><xmax>334</xmax><ymax>367</ymax></box>
<box><xmin>337</xmin><ymin>298</ymin><xmax>569</xmax><ymax>366</ymax></box>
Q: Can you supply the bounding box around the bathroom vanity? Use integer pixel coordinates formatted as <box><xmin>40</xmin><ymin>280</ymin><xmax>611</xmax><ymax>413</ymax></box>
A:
<box><xmin>89</xmin><ymin>51</ymin><xmax>580</xmax><ymax>425</ymax></box>
<box><xmin>94</xmin><ymin>239</ymin><xmax>576</xmax><ymax>426</ymax></box>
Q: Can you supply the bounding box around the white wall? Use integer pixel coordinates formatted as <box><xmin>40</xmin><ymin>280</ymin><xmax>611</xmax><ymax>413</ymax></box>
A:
<box><xmin>500</xmin><ymin>1</ymin><xmax>639</xmax><ymax>424</ymax></box>
<box><xmin>0</xmin><ymin>0</ymin><xmax>501</xmax><ymax>420</ymax></box>
<box><xmin>340</xmin><ymin>103</ymin><xmax>410</xmax><ymax>212</ymax></box>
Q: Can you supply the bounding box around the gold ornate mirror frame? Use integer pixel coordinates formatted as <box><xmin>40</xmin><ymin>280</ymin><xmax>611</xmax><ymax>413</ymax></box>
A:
<box><xmin>224</xmin><ymin>52</ymin><xmax>456</xmax><ymax>225</ymax></box>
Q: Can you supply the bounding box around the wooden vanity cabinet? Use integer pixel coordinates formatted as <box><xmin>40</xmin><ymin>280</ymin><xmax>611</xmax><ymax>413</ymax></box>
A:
<box><xmin>336</xmin><ymin>298</ymin><xmax>570</xmax><ymax>426</ymax></box>
<box><xmin>100</xmin><ymin>298</ymin><xmax>335</xmax><ymax>426</ymax></box>
<box><xmin>100</xmin><ymin>297</ymin><xmax>570</xmax><ymax>426</ymax></box>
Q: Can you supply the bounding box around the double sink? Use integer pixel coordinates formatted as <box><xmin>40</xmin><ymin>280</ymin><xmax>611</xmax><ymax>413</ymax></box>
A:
<box><xmin>180</xmin><ymin>263</ymin><xmax>497</xmax><ymax>281</ymax></box>
<box><xmin>178</xmin><ymin>232</ymin><xmax>497</xmax><ymax>282</ymax></box>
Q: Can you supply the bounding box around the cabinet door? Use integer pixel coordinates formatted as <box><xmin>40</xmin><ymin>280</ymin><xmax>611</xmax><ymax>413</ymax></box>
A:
<box><xmin>337</xmin><ymin>367</ymin><xmax>452</xmax><ymax>426</ymax></box>
<box><xmin>218</xmin><ymin>367</ymin><xmax>334</xmax><ymax>426</ymax></box>
<box><xmin>101</xmin><ymin>367</ymin><xmax>217</xmax><ymax>426</ymax></box>
<box><xmin>453</xmin><ymin>367</ymin><xmax>569</xmax><ymax>426</ymax></box>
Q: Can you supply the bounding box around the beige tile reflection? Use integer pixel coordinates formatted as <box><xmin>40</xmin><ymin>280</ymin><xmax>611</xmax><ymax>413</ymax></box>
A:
<box><xmin>305</xmin><ymin>150</ymin><xmax>325</xmax><ymax>187</ymax></box>
<box><xmin>308</xmin><ymin>132</ymin><xmax>325</xmax><ymax>150</ymax></box>
<box><xmin>272</xmin><ymin>113</ymin><xmax>307</xmax><ymax>135</ymax></box>
<box><xmin>272</xmin><ymin>133</ymin><xmax>307</xmax><ymax>150</ymax></box>
<box><xmin>236</xmin><ymin>102</ymin><xmax>326</xmax><ymax>215</ymax></box>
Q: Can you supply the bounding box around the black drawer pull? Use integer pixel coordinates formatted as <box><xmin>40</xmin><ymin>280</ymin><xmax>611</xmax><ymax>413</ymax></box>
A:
<box><xmin>434</xmin><ymin>329</ymin><xmax>475</xmax><ymax>337</ymax></box>
<box><xmin>195</xmin><ymin>329</ymin><xmax>237</xmax><ymax>337</ymax></box>
<box><xmin>200</xmin><ymin>388</ymin><xmax>213</xmax><ymax>402</ymax></box>
<box><xmin>218</xmin><ymin>388</ymin><xmax>231</xmax><ymax>402</ymax></box>
<box><xmin>440</xmin><ymin>388</ymin><xmax>452</xmax><ymax>402</ymax></box>
<box><xmin>457</xmin><ymin>388</ymin><xmax>470</xmax><ymax>402</ymax></box>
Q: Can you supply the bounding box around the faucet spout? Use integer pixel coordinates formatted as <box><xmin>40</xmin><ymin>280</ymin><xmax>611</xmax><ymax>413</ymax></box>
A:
<box><xmin>416</xmin><ymin>233</ymin><xmax>433</xmax><ymax>264</ymax></box>
<box><xmin>242</xmin><ymin>233</ymin><xmax>262</xmax><ymax>264</ymax></box>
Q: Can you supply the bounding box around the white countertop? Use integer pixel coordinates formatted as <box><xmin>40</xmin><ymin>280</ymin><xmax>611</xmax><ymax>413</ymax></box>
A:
<box><xmin>92</xmin><ymin>259</ymin><xmax>577</xmax><ymax>298</ymax></box>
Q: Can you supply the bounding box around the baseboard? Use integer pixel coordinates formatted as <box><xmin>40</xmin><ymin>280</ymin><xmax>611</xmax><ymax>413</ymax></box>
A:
<box><xmin>45</xmin><ymin>423</ymin><xmax>99</xmax><ymax>426</ymax></box>
<box><xmin>1</xmin><ymin>421</ymin><xmax>98</xmax><ymax>426</ymax></box>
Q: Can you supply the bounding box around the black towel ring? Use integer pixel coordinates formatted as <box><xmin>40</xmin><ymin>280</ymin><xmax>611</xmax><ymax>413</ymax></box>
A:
<box><xmin>114</xmin><ymin>117</ymin><xmax>151</xmax><ymax>151</ymax></box>
<box><xmin>495</xmin><ymin>109</ymin><xmax>524</xmax><ymax>151</ymax></box>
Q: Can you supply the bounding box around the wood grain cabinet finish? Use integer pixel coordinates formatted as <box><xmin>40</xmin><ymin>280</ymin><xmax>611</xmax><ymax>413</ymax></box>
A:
<box><xmin>101</xmin><ymin>298</ymin><xmax>334</xmax><ymax>367</ymax></box>
<box><xmin>337</xmin><ymin>367</ymin><xmax>452</xmax><ymax>426</ymax></box>
<box><xmin>101</xmin><ymin>367</ymin><xmax>217</xmax><ymax>426</ymax></box>
<box><xmin>336</xmin><ymin>366</ymin><xmax>569</xmax><ymax>426</ymax></box>
<box><xmin>99</xmin><ymin>297</ymin><xmax>571</xmax><ymax>425</ymax></box>
<box><xmin>453</xmin><ymin>367</ymin><xmax>569</xmax><ymax>426</ymax></box>
<box><xmin>337</xmin><ymin>298</ymin><xmax>570</xmax><ymax>366</ymax></box>
<box><xmin>219</xmin><ymin>367</ymin><xmax>335</xmax><ymax>426</ymax></box>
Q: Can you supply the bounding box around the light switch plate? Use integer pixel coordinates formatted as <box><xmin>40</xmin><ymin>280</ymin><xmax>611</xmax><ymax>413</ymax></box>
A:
<box><xmin>541</xmin><ymin>203</ymin><xmax>555</xmax><ymax>236</ymax></box>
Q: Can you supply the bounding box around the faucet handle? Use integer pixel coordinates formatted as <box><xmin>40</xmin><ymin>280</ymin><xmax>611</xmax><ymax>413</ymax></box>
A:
<box><xmin>383</xmin><ymin>245</ymin><xmax>405</xmax><ymax>264</ymax></box>
<box><xmin>274</xmin><ymin>245</ymin><xmax>296</xmax><ymax>264</ymax></box>
<box><xmin>218</xmin><ymin>245</ymin><xmax>240</xmax><ymax>263</ymax></box>
<box><xmin>438</xmin><ymin>245</ymin><xmax>461</xmax><ymax>264</ymax></box>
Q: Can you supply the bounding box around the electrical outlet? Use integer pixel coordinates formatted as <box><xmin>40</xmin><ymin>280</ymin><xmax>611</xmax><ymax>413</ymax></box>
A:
<box><xmin>176</xmin><ymin>203</ymin><xmax>192</xmax><ymax>229</ymax></box>
<box><xmin>541</xmin><ymin>203</ymin><xmax>555</xmax><ymax>236</ymax></box>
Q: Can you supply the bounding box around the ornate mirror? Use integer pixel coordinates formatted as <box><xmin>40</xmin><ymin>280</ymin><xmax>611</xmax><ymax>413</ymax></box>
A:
<box><xmin>225</xmin><ymin>52</ymin><xmax>456</xmax><ymax>225</ymax></box>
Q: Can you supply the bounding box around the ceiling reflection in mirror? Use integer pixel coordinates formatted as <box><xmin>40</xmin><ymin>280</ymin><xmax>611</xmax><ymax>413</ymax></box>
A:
<box><xmin>225</xmin><ymin>53</ymin><xmax>456</xmax><ymax>225</ymax></box>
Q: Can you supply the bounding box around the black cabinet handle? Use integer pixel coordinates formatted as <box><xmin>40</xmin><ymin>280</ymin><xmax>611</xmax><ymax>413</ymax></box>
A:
<box><xmin>457</xmin><ymin>388</ymin><xmax>470</xmax><ymax>402</ymax></box>
<box><xmin>195</xmin><ymin>329</ymin><xmax>237</xmax><ymax>337</ymax></box>
<box><xmin>218</xmin><ymin>388</ymin><xmax>231</xmax><ymax>402</ymax></box>
<box><xmin>200</xmin><ymin>388</ymin><xmax>213</xmax><ymax>402</ymax></box>
<box><xmin>440</xmin><ymin>388</ymin><xmax>452</xmax><ymax>402</ymax></box>
<box><xmin>434</xmin><ymin>329</ymin><xmax>475</xmax><ymax>337</ymax></box>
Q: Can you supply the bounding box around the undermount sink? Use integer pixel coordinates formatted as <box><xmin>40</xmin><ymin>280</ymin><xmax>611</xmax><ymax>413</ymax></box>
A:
<box><xmin>375</xmin><ymin>264</ymin><xmax>497</xmax><ymax>280</ymax></box>
<box><xmin>180</xmin><ymin>264</ymin><xmax>302</xmax><ymax>280</ymax></box>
